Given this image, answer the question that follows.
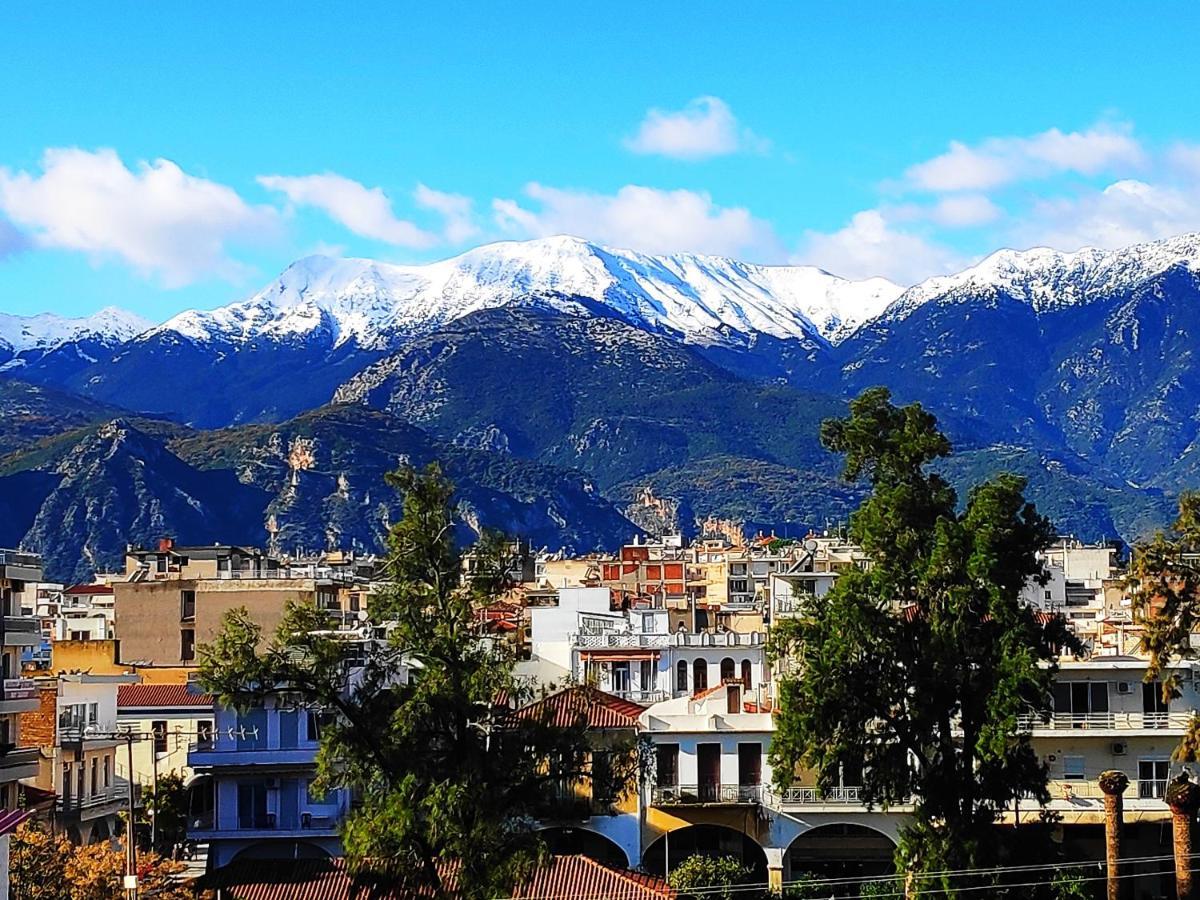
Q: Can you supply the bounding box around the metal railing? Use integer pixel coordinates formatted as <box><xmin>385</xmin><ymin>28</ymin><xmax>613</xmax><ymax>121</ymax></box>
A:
<box><xmin>1016</xmin><ymin>711</ymin><xmax>1192</xmax><ymax>731</ymax></box>
<box><xmin>1043</xmin><ymin>779</ymin><xmax>1168</xmax><ymax>801</ymax></box>
<box><xmin>651</xmin><ymin>783</ymin><xmax>761</xmax><ymax>805</ymax></box>
<box><xmin>0</xmin><ymin>550</ymin><xmax>41</xmax><ymax>569</ymax></box>
<box><xmin>571</xmin><ymin>633</ymin><xmax>670</xmax><ymax>648</ymax></box>
<box><xmin>58</xmin><ymin>779</ymin><xmax>130</xmax><ymax>811</ymax></box>
<box><xmin>767</xmin><ymin>785</ymin><xmax>863</xmax><ymax>806</ymax></box>
<box><xmin>3</xmin><ymin>618</ymin><xmax>38</xmax><ymax>634</ymax></box>
<box><xmin>1</xmin><ymin>678</ymin><xmax>37</xmax><ymax>701</ymax></box>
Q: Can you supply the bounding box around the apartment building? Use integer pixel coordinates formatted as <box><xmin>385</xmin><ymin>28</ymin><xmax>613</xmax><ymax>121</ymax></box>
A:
<box><xmin>187</xmin><ymin>698</ymin><xmax>352</xmax><ymax>867</ymax></box>
<box><xmin>113</xmin><ymin>540</ymin><xmax>368</xmax><ymax>669</ymax></box>
<box><xmin>115</xmin><ymin>683</ymin><xmax>214</xmax><ymax>800</ymax></box>
<box><xmin>0</xmin><ymin>550</ymin><xmax>46</xmax><ymax>807</ymax></box>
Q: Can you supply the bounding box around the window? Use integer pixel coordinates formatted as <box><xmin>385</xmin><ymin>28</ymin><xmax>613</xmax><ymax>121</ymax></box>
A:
<box><xmin>306</xmin><ymin>710</ymin><xmax>334</xmax><ymax>742</ymax></box>
<box><xmin>655</xmin><ymin>744</ymin><xmax>679</xmax><ymax>787</ymax></box>
<box><xmin>87</xmin><ymin>703</ymin><xmax>98</xmax><ymax>726</ymax></box>
<box><xmin>152</xmin><ymin>720</ymin><xmax>168</xmax><ymax>755</ymax></box>
<box><xmin>90</xmin><ymin>757</ymin><xmax>98</xmax><ymax>796</ymax></box>
<box><xmin>741</xmin><ymin>660</ymin><xmax>753</xmax><ymax>690</ymax></box>
<box><xmin>237</xmin><ymin>782</ymin><xmax>269</xmax><ymax>829</ymax></box>
<box><xmin>1044</xmin><ymin>590</ymin><xmax>1052</xmax><ymax>600</ymax></box>
<box><xmin>641</xmin><ymin>616</ymin><xmax>654</xmax><ymax>633</ymax></box>
<box><xmin>1062</xmin><ymin>756</ymin><xmax>1086</xmax><ymax>781</ymax></box>
<box><xmin>639</xmin><ymin>659</ymin><xmax>653</xmax><ymax>691</ymax></box>
<box><xmin>720</xmin><ymin>658</ymin><xmax>735</xmax><ymax>683</ymax></box>
<box><xmin>1139</xmin><ymin>759</ymin><xmax>1170</xmax><ymax>798</ymax></box>
<box><xmin>69</xmin><ymin>631</ymin><xmax>89</xmax><ymax>642</ymax></box>
<box><xmin>1052</xmin><ymin>681</ymin><xmax>1108</xmax><ymax>723</ymax></box>
<box><xmin>197</xmin><ymin>720</ymin><xmax>214</xmax><ymax>750</ymax></box>
<box><xmin>180</xmin><ymin>629</ymin><xmax>195</xmax><ymax>662</ymax></box>
<box><xmin>676</xmin><ymin>660</ymin><xmax>688</xmax><ymax>693</ymax></box>
<box><xmin>693</xmin><ymin>660</ymin><xmax>708</xmax><ymax>692</ymax></box>
<box><xmin>102</xmin><ymin>755</ymin><xmax>110</xmax><ymax>788</ymax></box>
<box><xmin>180</xmin><ymin>590</ymin><xmax>196</xmax><ymax>620</ymax></box>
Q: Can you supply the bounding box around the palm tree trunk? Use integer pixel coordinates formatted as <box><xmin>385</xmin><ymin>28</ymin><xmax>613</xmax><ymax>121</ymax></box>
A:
<box><xmin>1166</xmin><ymin>776</ymin><xmax>1200</xmax><ymax>900</ymax></box>
<box><xmin>1099</xmin><ymin>770</ymin><xmax>1130</xmax><ymax>900</ymax></box>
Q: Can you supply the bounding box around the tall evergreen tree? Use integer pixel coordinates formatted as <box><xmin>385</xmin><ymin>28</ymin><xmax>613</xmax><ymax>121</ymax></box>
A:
<box><xmin>199</xmin><ymin>463</ymin><xmax>631</xmax><ymax>899</ymax></box>
<box><xmin>768</xmin><ymin>387</ymin><xmax>1074</xmax><ymax>890</ymax></box>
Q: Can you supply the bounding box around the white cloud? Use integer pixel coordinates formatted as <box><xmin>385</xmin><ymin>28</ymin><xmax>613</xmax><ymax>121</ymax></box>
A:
<box><xmin>624</xmin><ymin>96</ymin><xmax>767</xmax><ymax>160</ymax></box>
<box><xmin>906</xmin><ymin>124</ymin><xmax>1145</xmax><ymax>192</ymax></box>
<box><xmin>1167</xmin><ymin>142</ymin><xmax>1200</xmax><ymax>179</ymax></box>
<box><xmin>928</xmin><ymin>194</ymin><xmax>1002</xmax><ymax>227</ymax></box>
<box><xmin>1015</xmin><ymin>179</ymin><xmax>1200</xmax><ymax>251</ymax></box>
<box><xmin>414</xmin><ymin>184</ymin><xmax>479</xmax><ymax>243</ymax></box>
<box><xmin>0</xmin><ymin>147</ymin><xmax>278</xmax><ymax>286</ymax></box>
<box><xmin>258</xmin><ymin>172</ymin><xmax>437</xmax><ymax>248</ymax></box>
<box><xmin>493</xmin><ymin>182</ymin><xmax>783</xmax><ymax>260</ymax></box>
<box><xmin>793</xmin><ymin>210</ymin><xmax>965</xmax><ymax>284</ymax></box>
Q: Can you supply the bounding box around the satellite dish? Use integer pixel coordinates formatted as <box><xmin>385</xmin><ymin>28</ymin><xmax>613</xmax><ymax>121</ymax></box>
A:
<box><xmin>803</xmin><ymin>539</ymin><xmax>819</xmax><ymax>553</ymax></box>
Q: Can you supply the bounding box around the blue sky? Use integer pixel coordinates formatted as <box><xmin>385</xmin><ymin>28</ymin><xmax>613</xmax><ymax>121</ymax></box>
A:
<box><xmin>4</xmin><ymin>1</ymin><xmax>1200</xmax><ymax>319</ymax></box>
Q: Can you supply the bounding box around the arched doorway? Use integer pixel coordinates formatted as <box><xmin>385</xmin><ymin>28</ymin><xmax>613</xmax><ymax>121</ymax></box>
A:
<box><xmin>720</xmin><ymin>658</ymin><xmax>735</xmax><ymax>683</ymax></box>
<box><xmin>741</xmin><ymin>660</ymin><xmax>753</xmax><ymax>689</ymax></box>
<box><xmin>787</xmin><ymin>823</ymin><xmax>895</xmax><ymax>886</ymax></box>
<box><xmin>642</xmin><ymin>824</ymin><xmax>768</xmax><ymax>881</ymax></box>
<box><xmin>539</xmin><ymin>827</ymin><xmax>629</xmax><ymax>868</ymax></box>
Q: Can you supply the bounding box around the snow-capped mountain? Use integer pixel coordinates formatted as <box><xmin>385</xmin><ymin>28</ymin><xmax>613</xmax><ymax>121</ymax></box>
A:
<box><xmin>148</xmin><ymin>235</ymin><xmax>904</xmax><ymax>350</ymax></box>
<box><xmin>882</xmin><ymin>233</ymin><xmax>1200</xmax><ymax>321</ymax></box>
<box><xmin>0</xmin><ymin>307</ymin><xmax>152</xmax><ymax>370</ymax></box>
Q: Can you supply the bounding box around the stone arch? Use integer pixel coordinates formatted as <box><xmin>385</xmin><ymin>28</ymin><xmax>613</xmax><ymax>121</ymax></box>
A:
<box><xmin>720</xmin><ymin>657</ymin><xmax>736</xmax><ymax>683</ymax></box>
<box><xmin>538</xmin><ymin>825</ymin><xmax>629</xmax><ymax>868</ymax></box>
<box><xmin>642</xmin><ymin>824</ymin><xmax>768</xmax><ymax>880</ymax></box>
<box><xmin>785</xmin><ymin>822</ymin><xmax>896</xmax><ymax>883</ymax></box>
<box><xmin>232</xmin><ymin>840</ymin><xmax>332</xmax><ymax>861</ymax></box>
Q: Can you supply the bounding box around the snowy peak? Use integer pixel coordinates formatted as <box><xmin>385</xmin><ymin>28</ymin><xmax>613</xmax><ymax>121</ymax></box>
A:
<box><xmin>887</xmin><ymin>232</ymin><xmax>1200</xmax><ymax>321</ymax></box>
<box><xmin>0</xmin><ymin>307</ymin><xmax>151</xmax><ymax>355</ymax></box>
<box><xmin>150</xmin><ymin>236</ymin><xmax>905</xmax><ymax>350</ymax></box>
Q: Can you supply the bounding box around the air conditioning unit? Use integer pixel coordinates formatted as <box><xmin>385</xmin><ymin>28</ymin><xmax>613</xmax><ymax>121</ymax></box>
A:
<box><xmin>1112</xmin><ymin>742</ymin><xmax>1128</xmax><ymax>757</ymax></box>
<box><xmin>1116</xmin><ymin>681</ymin><xmax>1133</xmax><ymax>694</ymax></box>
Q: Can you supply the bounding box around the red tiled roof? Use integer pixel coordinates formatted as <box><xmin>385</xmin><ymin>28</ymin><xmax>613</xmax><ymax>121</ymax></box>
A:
<box><xmin>64</xmin><ymin>584</ymin><xmax>114</xmax><ymax>595</ymax></box>
<box><xmin>201</xmin><ymin>856</ymin><xmax>675</xmax><ymax>899</ymax></box>
<box><xmin>513</xmin><ymin>687</ymin><xmax>644</xmax><ymax>729</ymax></box>
<box><xmin>117</xmin><ymin>684</ymin><xmax>213</xmax><ymax>709</ymax></box>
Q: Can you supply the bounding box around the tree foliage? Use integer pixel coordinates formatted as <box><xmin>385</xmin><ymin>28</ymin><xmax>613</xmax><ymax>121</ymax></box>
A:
<box><xmin>667</xmin><ymin>854</ymin><xmax>751</xmax><ymax>900</ymax></box>
<box><xmin>198</xmin><ymin>463</ymin><xmax>629</xmax><ymax>900</ymax></box>
<box><xmin>142</xmin><ymin>771</ymin><xmax>190</xmax><ymax>858</ymax></box>
<box><xmin>9</xmin><ymin>822</ymin><xmax>188</xmax><ymax>900</ymax></box>
<box><xmin>768</xmin><ymin>388</ymin><xmax>1074</xmax><ymax>889</ymax></box>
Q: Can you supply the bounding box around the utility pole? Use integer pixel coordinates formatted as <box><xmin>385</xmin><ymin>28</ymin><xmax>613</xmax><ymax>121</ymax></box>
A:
<box><xmin>124</xmin><ymin>733</ymin><xmax>138</xmax><ymax>900</ymax></box>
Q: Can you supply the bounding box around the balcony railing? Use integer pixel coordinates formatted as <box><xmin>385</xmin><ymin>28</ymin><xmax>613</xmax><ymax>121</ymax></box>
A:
<box><xmin>651</xmin><ymin>783</ymin><xmax>761</xmax><ymax>805</ymax></box>
<box><xmin>58</xmin><ymin>779</ymin><xmax>130</xmax><ymax>812</ymax></box>
<box><xmin>571</xmin><ymin>633</ymin><xmax>670</xmax><ymax>648</ymax></box>
<box><xmin>1</xmin><ymin>678</ymin><xmax>37</xmax><ymax>701</ymax></box>
<box><xmin>1016</xmin><ymin>712</ymin><xmax>1192</xmax><ymax>731</ymax></box>
<box><xmin>767</xmin><ymin>785</ymin><xmax>863</xmax><ymax>806</ymax></box>
<box><xmin>1043</xmin><ymin>779</ymin><xmax>1168</xmax><ymax>802</ymax></box>
<box><xmin>230</xmin><ymin>811</ymin><xmax>339</xmax><ymax>832</ymax></box>
<box><xmin>0</xmin><ymin>550</ymin><xmax>41</xmax><ymax>569</ymax></box>
<box><xmin>3</xmin><ymin>618</ymin><xmax>38</xmax><ymax>634</ymax></box>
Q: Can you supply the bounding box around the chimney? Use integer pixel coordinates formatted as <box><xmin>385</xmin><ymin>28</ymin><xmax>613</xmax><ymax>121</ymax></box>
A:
<box><xmin>158</xmin><ymin>537</ymin><xmax>175</xmax><ymax>552</ymax></box>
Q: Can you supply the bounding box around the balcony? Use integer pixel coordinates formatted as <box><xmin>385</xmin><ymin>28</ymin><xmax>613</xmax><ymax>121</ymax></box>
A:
<box><xmin>188</xmin><ymin>740</ymin><xmax>319</xmax><ymax>769</ymax></box>
<box><xmin>58</xmin><ymin>779</ymin><xmax>132</xmax><ymax>816</ymax></box>
<box><xmin>768</xmin><ymin>785</ymin><xmax>863</xmax><ymax>805</ymax></box>
<box><xmin>0</xmin><ymin>678</ymin><xmax>38</xmax><ymax>713</ymax></box>
<box><xmin>2</xmin><ymin>618</ymin><xmax>40</xmax><ymax>647</ymax></box>
<box><xmin>0</xmin><ymin>550</ymin><xmax>42</xmax><ymax>582</ymax></box>
<box><xmin>0</xmin><ymin>746</ymin><xmax>40</xmax><ymax>781</ymax></box>
<box><xmin>191</xmin><ymin>810</ymin><xmax>341</xmax><ymax>841</ymax></box>
<box><xmin>1042</xmin><ymin>779</ymin><xmax>1168</xmax><ymax>805</ymax></box>
<box><xmin>651</xmin><ymin>783</ymin><xmax>761</xmax><ymax>806</ymax></box>
<box><xmin>571</xmin><ymin>633</ymin><xmax>670</xmax><ymax>649</ymax></box>
<box><xmin>1016</xmin><ymin>711</ymin><xmax>1192</xmax><ymax>732</ymax></box>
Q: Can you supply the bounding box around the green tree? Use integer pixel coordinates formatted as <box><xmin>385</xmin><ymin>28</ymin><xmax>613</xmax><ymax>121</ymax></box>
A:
<box><xmin>1127</xmin><ymin>491</ymin><xmax>1200</xmax><ymax>761</ymax></box>
<box><xmin>142</xmin><ymin>771</ymin><xmax>189</xmax><ymax>857</ymax></box>
<box><xmin>768</xmin><ymin>388</ymin><xmax>1074</xmax><ymax>893</ymax></box>
<box><xmin>667</xmin><ymin>854</ymin><xmax>752</xmax><ymax>900</ymax></box>
<box><xmin>198</xmin><ymin>463</ymin><xmax>629</xmax><ymax>900</ymax></box>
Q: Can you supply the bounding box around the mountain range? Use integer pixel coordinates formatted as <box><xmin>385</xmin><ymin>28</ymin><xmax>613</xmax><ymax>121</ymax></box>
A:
<box><xmin>3</xmin><ymin>232</ymin><xmax>1197</xmax><ymax>580</ymax></box>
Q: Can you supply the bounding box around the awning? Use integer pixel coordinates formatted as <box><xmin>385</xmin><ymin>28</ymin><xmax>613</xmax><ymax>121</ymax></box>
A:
<box><xmin>579</xmin><ymin>650</ymin><xmax>661</xmax><ymax>662</ymax></box>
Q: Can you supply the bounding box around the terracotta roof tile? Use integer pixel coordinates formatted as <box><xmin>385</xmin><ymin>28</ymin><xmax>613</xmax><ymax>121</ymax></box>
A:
<box><xmin>201</xmin><ymin>855</ymin><xmax>675</xmax><ymax>899</ymax></box>
<box><xmin>117</xmin><ymin>684</ymin><xmax>213</xmax><ymax>709</ymax></box>
<box><xmin>512</xmin><ymin>687</ymin><xmax>643</xmax><ymax>729</ymax></box>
